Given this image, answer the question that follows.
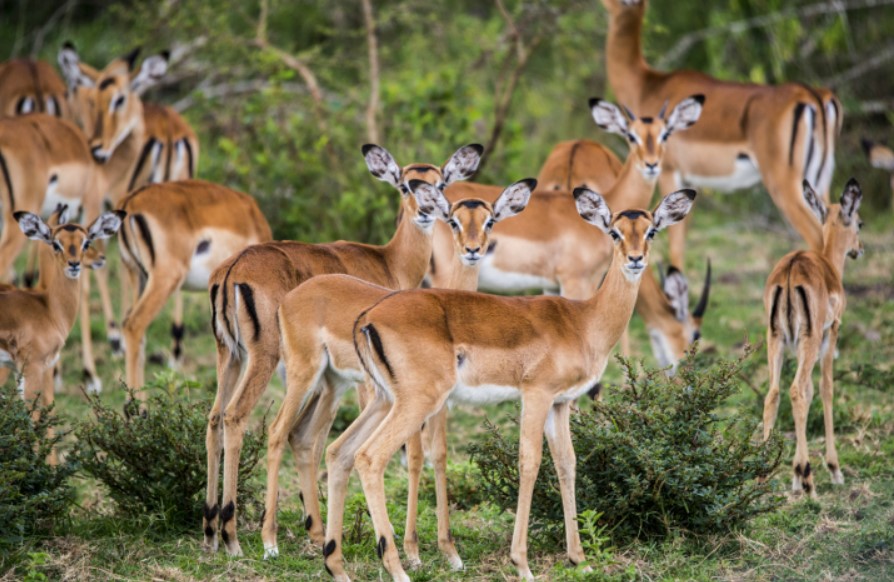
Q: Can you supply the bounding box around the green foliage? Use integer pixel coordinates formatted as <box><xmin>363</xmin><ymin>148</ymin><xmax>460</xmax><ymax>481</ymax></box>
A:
<box><xmin>0</xmin><ymin>382</ymin><xmax>76</xmax><ymax>552</ymax></box>
<box><xmin>72</xmin><ymin>377</ymin><xmax>266</xmax><ymax>531</ymax></box>
<box><xmin>470</xmin><ymin>347</ymin><xmax>785</xmax><ymax>542</ymax></box>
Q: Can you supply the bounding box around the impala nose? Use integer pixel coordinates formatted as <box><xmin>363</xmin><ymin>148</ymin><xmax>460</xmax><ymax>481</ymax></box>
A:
<box><xmin>91</xmin><ymin>146</ymin><xmax>109</xmax><ymax>163</ymax></box>
<box><xmin>628</xmin><ymin>254</ymin><xmax>643</xmax><ymax>264</ymax></box>
<box><xmin>465</xmin><ymin>246</ymin><xmax>481</xmax><ymax>255</ymax></box>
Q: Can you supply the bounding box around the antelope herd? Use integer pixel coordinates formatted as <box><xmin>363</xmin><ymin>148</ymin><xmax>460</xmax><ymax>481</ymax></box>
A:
<box><xmin>0</xmin><ymin>0</ymin><xmax>883</xmax><ymax>579</ymax></box>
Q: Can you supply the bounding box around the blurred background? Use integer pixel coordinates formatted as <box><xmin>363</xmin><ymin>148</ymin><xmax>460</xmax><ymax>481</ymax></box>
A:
<box><xmin>2</xmin><ymin>0</ymin><xmax>892</xmax><ymax>243</ymax></box>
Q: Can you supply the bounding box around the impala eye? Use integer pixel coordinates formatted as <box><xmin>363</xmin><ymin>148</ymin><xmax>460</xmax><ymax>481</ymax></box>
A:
<box><xmin>438</xmin><ymin>183</ymin><xmax>446</xmax><ymax>191</ymax></box>
<box><xmin>485</xmin><ymin>218</ymin><xmax>495</xmax><ymax>230</ymax></box>
<box><xmin>447</xmin><ymin>219</ymin><xmax>459</xmax><ymax>231</ymax></box>
<box><xmin>646</xmin><ymin>228</ymin><xmax>656</xmax><ymax>241</ymax></box>
<box><xmin>52</xmin><ymin>241</ymin><xmax>63</xmax><ymax>253</ymax></box>
<box><xmin>113</xmin><ymin>95</ymin><xmax>125</xmax><ymax>110</ymax></box>
<box><xmin>858</xmin><ymin>220</ymin><xmax>864</xmax><ymax>230</ymax></box>
<box><xmin>609</xmin><ymin>230</ymin><xmax>620</xmax><ymax>242</ymax></box>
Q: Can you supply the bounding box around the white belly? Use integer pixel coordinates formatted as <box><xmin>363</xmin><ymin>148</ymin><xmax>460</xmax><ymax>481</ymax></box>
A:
<box><xmin>182</xmin><ymin>252</ymin><xmax>215</xmax><ymax>291</ymax></box>
<box><xmin>477</xmin><ymin>255</ymin><xmax>559</xmax><ymax>294</ymax></box>
<box><xmin>449</xmin><ymin>383</ymin><xmax>520</xmax><ymax>406</ymax></box>
<box><xmin>681</xmin><ymin>155</ymin><xmax>762</xmax><ymax>192</ymax></box>
<box><xmin>0</xmin><ymin>348</ymin><xmax>14</xmax><ymax>366</ymax></box>
<box><xmin>41</xmin><ymin>181</ymin><xmax>83</xmax><ymax>217</ymax></box>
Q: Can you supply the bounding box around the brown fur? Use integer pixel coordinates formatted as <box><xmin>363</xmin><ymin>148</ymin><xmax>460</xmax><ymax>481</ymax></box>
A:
<box><xmin>0</xmin><ymin>59</ymin><xmax>68</xmax><ymax>118</ymax></box>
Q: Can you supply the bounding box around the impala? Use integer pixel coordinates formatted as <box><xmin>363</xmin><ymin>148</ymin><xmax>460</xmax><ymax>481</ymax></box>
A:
<box><xmin>202</xmin><ymin>144</ymin><xmax>483</xmax><ymax>556</ymax></box>
<box><xmin>0</xmin><ymin>208</ymin><xmax>123</xmax><ymax>462</ymax></box>
<box><xmin>117</xmin><ymin>179</ymin><xmax>272</xmax><ymax>396</ymax></box>
<box><xmin>763</xmin><ymin>179</ymin><xmax>863</xmax><ymax>497</ymax></box>
<box><xmin>433</xmin><ymin>96</ymin><xmax>710</xmax><ymax>369</ymax></box>
<box><xmin>536</xmin><ymin>138</ymin><xmax>622</xmax><ymax>192</ymax></box>
<box><xmin>861</xmin><ymin>139</ymin><xmax>894</xmax><ymax>208</ymax></box>
<box><xmin>602</xmin><ymin>0</ymin><xmax>841</xmax><ymax>269</ymax></box>
<box><xmin>259</xmin><ymin>178</ymin><xmax>534</xmax><ymax>568</ymax></box>
<box><xmin>0</xmin><ymin>57</ymin><xmax>67</xmax><ymax>118</ymax></box>
<box><xmin>333</xmin><ymin>188</ymin><xmax>696</xmax><ymax>581</ymax></box>
<box><xmin>59</xmin><ymin>42</ymin><xmax>200</xmax><ymax>368</ymax></box>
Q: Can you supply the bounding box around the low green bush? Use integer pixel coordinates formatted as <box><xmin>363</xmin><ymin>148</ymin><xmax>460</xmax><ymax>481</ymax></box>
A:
<box><xmin>469</xmin><ymin>347</ymin><xmax>785</xmax><ymax>542</ymax></box>
<box><xmin>72</xmin><ymin>376</ymin><xmax>267</xmax><ymax>531</ymax></box>
<box><xmin>0</xmin><ymin>382</ymin><xmax>76</xmax><ymax>552</ymax></box>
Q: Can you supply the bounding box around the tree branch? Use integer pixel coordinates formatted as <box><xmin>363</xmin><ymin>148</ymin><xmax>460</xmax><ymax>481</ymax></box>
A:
<box><xmin>361</xmin><ymin>0</ymin><xmax>381</xmax><ymax>144</ymax></box>
<box><xmin>822</xmin><ymin>42</ymin><xmax>894</xmax><ymax>88</ymax></box>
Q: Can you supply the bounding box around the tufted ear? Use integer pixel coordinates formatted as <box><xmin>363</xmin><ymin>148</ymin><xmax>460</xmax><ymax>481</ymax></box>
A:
<box><xmin>839</xmin><ymin>178</ymin><xmax>862</xmax><ymax>226</ymax></box>
<box><xmin>362</xmin><ymin>144</ymin><xmax>402</xmax><ymax>189</ymax></box>
<box><xmin>58</xmin><ymin>41</ymin><xmax>96</xmax><ymax>89</ymax></box>
<box><xmin>663</xmin><ymin>266</ymin><xmax>690</xmax><ymax>322</ymax></box>
<box><xmin>573</xmin><ymin>187</ymin><xmax>613</xmax><ymax>234</ymax></box>
<box><xmin>589</xmin><ymin>98</ymin><xmax>630</xmax><ymax>137</ymax></box>
<box><xmin>664</xmin><ymin>94</ymin><xmax>705</xmax><ymax>135</ymax></box>
<box><xmin>442</xmin><ymin>144</ymin><xmax>484</xmax><ymax>185</ymax></box>
<box><xmin>130</xmin><ymin>52</ymin><xmax>168</xmax><ymax>94</ymax></box>
<box><xmin>408</xmin><ymin>180</ymin><xmax>450</xmax><ymax>222</ymax></box>
<box><xmin>802</xmin><ymin>180</ymin><xmax>827</xmax><ymax>224</ymax></box>
<box><xmin>493</xmin><ymin>178</ymin><xmax>536</xmax><ymax>222</ymax></box>
<box><xmin>87</xmin><ymin>210</ymin><xmax>126</xmax><ymax>241</ymax></box>
<box><xmin>652</xmin><ymin>189</ymin><xmax>696</xmax><ymax>231</ymax></box>
<box><xmin>14</xmin><ymin>212</ymin><xmax>53</xmax><ymax>244</ymax></box>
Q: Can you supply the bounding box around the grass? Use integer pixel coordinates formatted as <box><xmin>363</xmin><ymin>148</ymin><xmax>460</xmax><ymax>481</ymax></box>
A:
<box><xmin>3</xmin><ymin>192</ymin><xmax>894</xmax><ymax>581</ymax></box>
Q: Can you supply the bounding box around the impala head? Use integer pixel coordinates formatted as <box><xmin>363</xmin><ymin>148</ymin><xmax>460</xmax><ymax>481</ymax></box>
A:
<box><xmin>14</xmin><ymin>210</ymin><xmax>125</xmax><ymax>279</ymax></box>
<box><xmin>412</xmin><ymin>178</ymin><xmax>535</xmax><ymax>266</ymax></box>
<box><xmin>59</xmin><ymin>42</ymin><xmax>167</xmax><ymax>163</ymax></box>
<box><xmin>589</xmin><ymin>95</ymin><xmax>704</xmax><ymax>180</ymax></box>
<box><xmin>363</xmin><ymin>143</ymin><xmax>484</xmax><ymax>230</ymax></box>
<box><xmin>575</xmin><ymin>187</ymin><xmax>697</xmax><ymax>280</ymax></box>
<box><xmin>803</xmin><ymin>178</ymin><xmax>864</xmax><ymax>260</ymax></box>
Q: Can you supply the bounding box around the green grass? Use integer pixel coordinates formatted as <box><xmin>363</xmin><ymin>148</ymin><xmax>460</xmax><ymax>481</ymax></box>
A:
<box><xmin>4</xmin><ymin>196</ymin><xmax>894</xmax><ymax>581</ymax></box>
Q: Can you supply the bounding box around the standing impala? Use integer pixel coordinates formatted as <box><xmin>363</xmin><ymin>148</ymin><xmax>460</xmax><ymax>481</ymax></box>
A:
<box><xmin>59</xmin><ymin>42</ymin><xmax>200</xmax><ymax>367</ymax></box>
<box><xmin>433</xmin><ymin>96</ymin><xmax>710</xmax><ymax>369</ymax></box>
<box><xmin>763</xmin><ymin>179</ymin><xmax>863</xmax><ymax>498</ymax></box>
<box><xmin>203</xmin><ymin>144</ymin><xmax>483</xmax><ymax>557</ymax></box>
<box><xmin>0</xmin><ymin>58</ymin><xmax>68</xmax><ymax>118</ymax></box>
<box><xmin>0</xmin><ymin>209</ymin><xmax>123</xmax><ymax>462</ymax></box>
<box><xmin>602</xmin><ymin>0</ymin><xmax>841</xmax><ymax>269</ymax></box>
<box><xmin>259</xmin><ymin>178</ymin><xmax>534</xmax><ymax>569</ymax></box>
<box><xmin>330</xmin><ymin>188</ymin><xmax>696</xmax><ymax>581</ymax></box>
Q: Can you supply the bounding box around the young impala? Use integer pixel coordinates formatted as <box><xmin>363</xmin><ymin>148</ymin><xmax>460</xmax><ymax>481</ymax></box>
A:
<box><xmin>763</xmin><ymin>179</ymin><xmax>863</xmax><ymax>497</ymax></box>
<box><xmin>320</xmin><ymin>188</ymin><xmax>696</xmax><ymax>581</ymax></box>
<box><xmin>203</xmin><ymin>144</ymin><xmax>483</xmax><ymax>556</ymax></box>
<box><xmin>259</xmin><ymin>178</ymin><xmax>534</xmax><ymax>568</ymax></box>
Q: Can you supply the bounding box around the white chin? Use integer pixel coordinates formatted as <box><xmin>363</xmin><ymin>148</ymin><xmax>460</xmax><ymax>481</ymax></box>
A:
<box><xmin>65</xmin><ymin>270</ymin><xmax>81</xmax><ymax>279</ymax></box>
<box><xmin>623</xmin><ymin>266</ymin><xmax>645</xmax><ymax>280</ymax></box>
<box><xmin>462</xmin><ymin>256</ymin><xmax>481</xmax><ymax>266</ymax></box>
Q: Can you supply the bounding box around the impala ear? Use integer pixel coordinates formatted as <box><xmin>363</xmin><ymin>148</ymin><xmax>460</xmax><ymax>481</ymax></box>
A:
<box><xmin>129</xmin><ymin>52</ymin><xmax>168</xmax><ymax>94</ymax></box>
<box><xmin>362</xmin><ymin>144</ymin><xmax>402</xmax><ymax>189</ymax></box>
<box><xmin>493</xmin><ymin>178</ymin><xmax>536</xmax><ymax>222</ymax></box>
<box><xmin>48</xmin><ymin>204</ymin><xmax>70</xmax><ymax>227</ymax></box>
<box><xmin>442</xmin><ymin>144</ymin><xmax>484</xmax><ymax>185</ymax></box>
<box><xmin>839</xmin><ymin>177</ymin><xmax>862</xmax><ymax>225</ymax></box>
<box><xmin>14</xmin><ymin>212</ymin><xmax>53</xmax><ymax>243</ymax></box>
<box><xmin>652</xmin><ymin>189</ymin><xmax>696</xmax><ymax>231</ymax></box>
<box><xmin>802</xmin><ymin>180</ymin><xmax>827</xmax><ymax>224</ymax></box>
<box><xmin>663</xmin><ymin>266</ymin><xmax>690</xmax><ymax>322</ymax></box>
<box><xmin>408</xmin><ymin>180</ymin><xmax>450</xmax><ymax>222</ymax></box>
<box><xmin>573</xmin><ymin>187</ymin><xmax>613</xmax><ymax>233</ymax></box>
<box><xmin>589</xmin><ymin>98</ymin><xmax>629</xmax><ymax>136</ymax></box>
<box><xmin>664</xmin><ymin>95</ymin><xmax>704</xmax><ymax>135</ymax></box>
<box><xmin>87</xmin><ymin>210</ymin><xmax>126</xmax><ymax>241</ymax></box>
<box><xmin>58</xmin><ymin>41</ymin><xmax>95</xmax><ymax>88</ymax></box>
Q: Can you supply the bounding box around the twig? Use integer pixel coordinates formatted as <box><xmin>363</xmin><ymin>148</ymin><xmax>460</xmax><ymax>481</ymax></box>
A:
<box><xmin>822</xmin><ymin>42</ymin><xmax>894</xmax><ymax>88</ymax></box>
<box><xmin>30</xmin><ymin>0</ymin><xmax>77</xmax><ymax>58</ymax></box>
<box><xmin>361</xmin><ymin>0</ymin><xmax>381</xmax><ymax>144</ymax></box>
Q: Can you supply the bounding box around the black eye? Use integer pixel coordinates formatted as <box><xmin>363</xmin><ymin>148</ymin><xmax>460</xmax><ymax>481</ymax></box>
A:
<box><xmin>52</xmin><ymin>241</ymin><xmax>63</xmax><ymax>253</ymax></box>
<box><xmin>609</xmin><ymin>230</ymin><xmax>620</xmax><ymax>241</ymax></box>
<box><xmin>447</xmin><ymin>219</ymin><xmax>459</xmax><ymax>230</ymax></box>
<box><xmin>646</xmin><ymin>228</ymin><xmax>656</xmax><ymax>240</ymax></box>
<box><xmin>113</xmin><ymin>95</ymin><xmax>125</xmax><ymax>110</ymax></box>
<box><xmin>485</xmin><ymin>219</ymin><xmax>495</xmax><ymax>230</ymax></box>
<box><xmin>626</xmin><ymin>133</ymin><xmax>636</xmax><ymax>143</ymax></box>
<box><xmin>858</xmin><ymin>220</ymin><xmax>864</xmax><ymax>230</ymax></box>
<box><xmin>438</xmin><ymin>183</ymin><xmax>446</xmax><ymax>191</ymax></box>
<box><xmin>399</xmin><ymin>184</ymin><xmax>409</xmax><ymax>194</ymax></box>
<box><xmin>83</xmin><ymin>239</ymin><xmax>92</xmax><ymax>250</ymax></box>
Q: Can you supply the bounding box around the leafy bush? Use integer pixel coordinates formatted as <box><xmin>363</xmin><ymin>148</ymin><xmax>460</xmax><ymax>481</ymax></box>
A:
<box><xmin>72</xmin><ymin>377</ymin><xmax>267</xmax><ymax>531</ymax></box>
<box><xmin>469</xmin><ymin>347</ymin><xmax>785</xmax><ymax>542</ymax></box>
<box><xmin>0</xmin><ymin>382</ymin><xmax>76</xmax><ymax>551</ymax></box>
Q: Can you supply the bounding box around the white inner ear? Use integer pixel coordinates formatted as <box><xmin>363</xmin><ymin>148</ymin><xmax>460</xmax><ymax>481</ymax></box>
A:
<box><xmin>442</xmin><ymin>146</ymin><xmax>482</xmax><ymax>184</ymax></box>
<box><xmin>130</xmin><ymin>55</ymin><xmax>168</xmax><ymax>94</ymax></box>
<box><xmin>591</xmin><ymin>103</ymin><xmax>627</xmax><ymax>135</ymax></box>
<box><xmin>493</xmin><ymin>182</ymin><xmax>531</xmax><ymax>221</ymax></box>
<box><xmin>666</xmin><ymin>98</ymin><xmax>703</xmax><ymax>132</ymax></box>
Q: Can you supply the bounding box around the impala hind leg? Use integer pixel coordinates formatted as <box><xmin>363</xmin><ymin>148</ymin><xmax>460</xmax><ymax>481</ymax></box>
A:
<box><xmin>324</xmin><ymin>396</ymin><xmax>392</xmax><ymax>582</ymax></box>
<box><xmin>427</xmin><ymin>406</ymin><xmax>463</xmax><ymax>570</ymax></box>
<box><xmin>204</xmin><ymin>342</ymin><xmax>241</xmax><ymax>553</ymax></box>
<box><xmin>403</xmin><ymin>430</ymin><xmax>425</xmax><ymax>568</ymax></box>
<box><xmin>790</xmin><ymin>337</ymin><xmax>820</xmax><ymax>497</ymax></box>
<box><xmin>169</xmin><ymin>290</ymin><xmax>184</xmax><ymax>370</ymax></box>
<box><xmin>220</xmin><ymin>350</ymin><xmax>279</xmax><ymax>557</ymax></box>
<box><xmin>820</xmin><ymin>322</ymin><xmax>844</xmax><ymax>484</ymax></box>
<box><xmin>763</xmin><ymin>329</ymin><xmax>785</xmax><ymax>442</ymax></box>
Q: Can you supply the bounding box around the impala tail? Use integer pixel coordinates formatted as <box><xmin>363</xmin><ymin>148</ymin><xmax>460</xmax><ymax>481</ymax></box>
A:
<box><xmin>768</xmin><ymin>256</ymin><xmax>818</xmax><ymax>347</ymax></box>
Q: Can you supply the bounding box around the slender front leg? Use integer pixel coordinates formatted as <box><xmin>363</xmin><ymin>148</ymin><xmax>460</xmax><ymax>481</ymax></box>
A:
<box><xmin>544</xmin><ymin>401</ymin><xmax>589</xmax><ymax>570</ymax></box>
<box><xmin>510</xmin><ymin>391</ymin><xmax>553</xmax><ymax>580</ymax></box>
<box><xmin>79</xmin><ymin>272</ymin><xmax>101</xmax><ymax>394</ymax></box>
<box><xmin>820</xmin><ymin>322</ymin><xmax>844</xmax><ymax>484</ymax></box>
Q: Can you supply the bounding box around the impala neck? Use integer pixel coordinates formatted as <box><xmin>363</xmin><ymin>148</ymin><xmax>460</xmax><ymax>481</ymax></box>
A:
<box><xmin>609</xmin><ymin>155</ymin><xmax>656</xmax><ymax>211</ymax></box>
<box><xmin>382</xmin><ymin>202</ymin><xmax>434</xmax><ymax>289</ymax></box>
<box><xmin>447</xmin><ymin>262</ymin><xmax>480</xmax><ymax>292</ymax></box>
<box><xmin>605</xmin><ymin>4</ymin><xmax>649</xmax><ymax>108</ymax></box>
<box><xmin>38</xmin><ymin>246</ymin><xmax>82</xmax><ymax>333</ymax></box>
<box><xmin>821</xmin><ymin>224</ymin><xmax>849</xmax><ymax>280</ymax></box>
<box><xmin>583</xmin><ymin>253</ymin><xmax>642</xmax><ymax>354</ymax></box>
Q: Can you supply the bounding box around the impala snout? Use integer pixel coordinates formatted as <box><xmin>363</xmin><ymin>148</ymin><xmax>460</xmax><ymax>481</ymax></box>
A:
<box><xmin>643</xmin><ymin>162</ymin><xmax>661</xmax><ymax>179</ymax></box>
<box><xmin>65</xmin><ymin>260</ymin><xmax>82</xmax><ymax>279</ymax></box>
<box><xmin>462</xmin><ymin>246</ymin><xmax>483</xmax><ymax>265</ymax></box>
<box><xmin>626</xmin><ymin>254</ymin><xmax>645</xmax><ymax>273</ymax></box>
<box><xmin>849</xmin><ymin>244</ymin><xmax>864</xmax><ymax>260</ymax></box>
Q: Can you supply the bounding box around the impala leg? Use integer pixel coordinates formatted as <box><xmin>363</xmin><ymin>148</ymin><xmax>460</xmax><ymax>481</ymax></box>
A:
<box><xmin>763</xmin><ymin>328</ymin><xmax>785</xmax><ymax>441</ymax></box>
<box><xmin>820</xmin><ymin>322</ymin><xmax>844</xmax><ymax>485</ymax></box>
<box><xmin>428</xmin><ymin>406</ymin><xmax>462</xmax><ymax>570</ymax></box>
<box><xmin>403</xmin><ymin>430</ymin><xmax>425</xmax><ymax>569</ymax></box>
<box><xmin>170</xmin><ymin>290</ymin><xmax>184</xmax><ymax>370</ymax></box>
<box><xmin>324</xmin><ymin>395</ymin><xmax>392</xmax><ymax>582</ymax></box>
<box><xmin>79</xmin><ymin>272</ymin><xmax>101</xmax><ymax>394</ymax></box>
<box><xmin>220</xmin><ymin>350</ymin><xmax>279</xmax><ymax>557</ymax></box>
<box><xmin>204</xmin><ymin>342</ymin><xmax>241</xmax><ymax>553</ymax></box>
<box><xmin>92</xmin><ymin>259</ymin><xmax>121</xmax><ymax>356</ymax></box>
<box><xmin>510</xmin><ymin>392</ymin><xmax>553</xmax><ymax>580</ymax></box>
<box><xmin>22</xmin><ymin>361</ymin><xmax>57</xmax><ymax>465</ymax></box>
<box><xmin>758</xmin><ymin>158</ymin><xmax>824</xmax><ymax>253</ymax></box>
<box><xmin>545</xmin><ymin>401</ymin><xmax>589</xmax><ymax>570</ymax></box>
<box><xmin>790</xmin><ymin>338</ymin><xmax>820</xmax><ymax>498</ymax></box>
<box><xmin>22</xmin><ymin>242</ymin><xmax>38</xmax><ymax>287</ymax></box>
<box><xmin>355</xmin><ymin>393</ymin><xmax>444</xmax><ymax>582</ymax></box>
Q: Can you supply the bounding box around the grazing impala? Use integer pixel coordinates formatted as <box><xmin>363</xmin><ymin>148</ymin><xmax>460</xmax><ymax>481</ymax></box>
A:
<box><xmin>602</xmin><ymin>0</ymin><xmax>841</xmax><ymax>269</ymax></box>
<box><xmin>861</xmin><ymin>139</ymin><xmax>894</xmax><ymax>208</ymax></box>
<box><xmin>59</xmin><ymin>42</ymin><xmax>200</xmax><ymax>366</ymax></box>
<box><xmin>0</xmin><ymin>57</ymin><xmax>68</xmax><ymax>118</ymax></box>
<box><xmin>433</xmin><ymin>96</ymin><xmax>710</xmax><ymax>369</ymax></box>
<box><xmin>259</xmin><ymin>178</ymin><xmax>533</xmax><ymax>568</ymax></box>
<box><xmin>763</xmin><ymin>179</ymin><xmax>863</xmax><ymax>498</ymax></box>
<box><xmin>0</xmin><ymin>209</ymin><xmax>123</xmax><ymax>462</ymax></box>
<box><xmin>331</xmin><ymin>188</ymin><xmax>696</xmax><ymax>581</ymax></box>
<box><xmin>202</xmin><ymin>144</ymin><xmax>483</xmax><ymax>556</ymax></box>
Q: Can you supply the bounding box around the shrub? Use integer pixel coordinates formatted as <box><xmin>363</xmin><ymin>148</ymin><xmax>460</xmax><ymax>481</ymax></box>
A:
<box><xmin>0</xmin><ymin>381</ymin><xmax>76</xmax><ymax>551</ymax></box>
<box><xmin>469</xmin><ymin>346</ymin><xmax>785</xmax><ymax>543</ymax></box>
<box><xmin>72</xmin><ymin>376</ymin><xmax>267</xmax><ymax>531</ymax></box>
